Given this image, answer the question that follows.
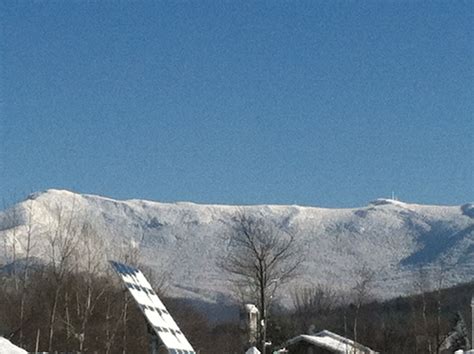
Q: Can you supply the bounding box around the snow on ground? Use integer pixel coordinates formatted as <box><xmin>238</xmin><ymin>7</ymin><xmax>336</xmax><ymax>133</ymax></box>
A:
<box><xmin>0</xmin><ymin>338</ymin><xmax>27</xmax><ymax>354</ymax></box>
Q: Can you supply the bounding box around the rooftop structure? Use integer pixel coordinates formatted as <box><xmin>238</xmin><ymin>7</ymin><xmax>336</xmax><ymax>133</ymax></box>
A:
<box><xmin>246</xmin><ymin>346</ymin><xmax>261</xmax><ymax>354</ymax></box>
<box><xmin>282</xmin><ymin>330</ymin><xmax>378</xmax><ymax>354</ymax></box>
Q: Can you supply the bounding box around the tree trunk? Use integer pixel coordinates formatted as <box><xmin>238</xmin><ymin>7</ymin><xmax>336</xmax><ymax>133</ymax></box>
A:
<box><xmin>421</xmin><ymin>293</ymin><xmax>433</xmax><ymax>354</ymax></box>
<box><xmin>48</xmin><ymin>287</ymin><xmax>60</xmax><ymax>352</ymax></box>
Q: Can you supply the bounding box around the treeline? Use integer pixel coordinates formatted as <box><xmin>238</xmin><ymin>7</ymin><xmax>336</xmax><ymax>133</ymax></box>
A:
<box><xmin>0</xmin><ymin>200</ymin><xmax>241</xmax><ymax>353</ymax></box>
<box><xmin>0</xmin><ymin>262</ymin><xmax>245</xmax><ymax>353</ymax></box>
<box><xmin>267</xmin><ymin>281</ymin><xmax>474</xmax><ymax>354</ymax></box>
<box><xmin>1</xmin><ymin>262</ymin><xmax>473</xmax><ymax>354</ymax></box>
<box><xmin>1</xmin><ymin>202</ymin><xmax>472</xmax><ymax>353</ymax></box>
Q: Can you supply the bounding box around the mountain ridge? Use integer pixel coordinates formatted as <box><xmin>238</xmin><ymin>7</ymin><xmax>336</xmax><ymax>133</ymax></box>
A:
<box><xmin>1</xmin><ymin>189</ymin><xmax>473</xmax><ymax>309</ymax></box>
<box><xmin>28</xmin><ymin>188</ymin><xmax>472</xmax><ymax>209</ymax></box>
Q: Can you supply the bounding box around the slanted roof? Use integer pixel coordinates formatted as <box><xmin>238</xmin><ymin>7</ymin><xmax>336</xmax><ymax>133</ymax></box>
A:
<box><xmin>285</xmin><ymin>330</ymin><xmax>377</xmax><ymax>354</ymax></box>
<box><xmin>244</xmin><ymin>304</ymin><xmax>259</xmax><ymax>314</ymax></box>
<box><xmin>245</xmin><ymin>346</ymin><xmax>261</xmax><ymax>354</ymax></box>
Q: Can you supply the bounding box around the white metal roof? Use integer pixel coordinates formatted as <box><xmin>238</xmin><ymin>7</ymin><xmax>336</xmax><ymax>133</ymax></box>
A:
<box><xmin>285</xmin><ymin>330</ymin><xmax>377</xmax><ymax>354</ymax></box>
<box><xmin>245</xmin><ymin>346</ymin><xmax>261</xmax><ymax>354</ymax></box>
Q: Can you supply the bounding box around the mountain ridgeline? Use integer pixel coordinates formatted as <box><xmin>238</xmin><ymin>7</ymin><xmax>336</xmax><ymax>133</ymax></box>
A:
<box><xmin>1</xmin><ymin>189</ymin><xmax>473</xmax><ymax>307</ymax></box>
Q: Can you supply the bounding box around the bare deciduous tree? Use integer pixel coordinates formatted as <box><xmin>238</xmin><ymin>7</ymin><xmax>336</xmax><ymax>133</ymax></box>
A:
<box><xmin>18</xmin><ymin>199</ymin><xmax>37</xmax><ymax>346</ymax></box>
<box><xmin>2</xmin><ymin>203</ymin><xmax>21</xmax><ymax>286</ymax></box>
<box><xmin>412</xmin><ymin>261</ymin><xmax>453</xmax><ymax>354</ymax></box>
<box><xmin>291</xmin><ymin>283</ymin><xmax>341</xmax><ymax>332</ymax></box>
<box><xmin>0</xmin><ymin>198</ymin><xmax>38</xmax><ymax>347</ymax></box>
<box><xmin>45</xmin><ymin>202</ymin><xmax>80</xmax><ymax>352</ymax></box>
<box><xmin>67</xmin><ymin>221</ymin><xmax>106</xmax><ymax>351</ymax></box>
<box><xmin>220</xmin><ymin>211</ymin><xmax>303</xmax><ymax>353</ymax></box>
<box><xmin>352</xmin><ymin>263</ymin><xmax>375</xmax><ymax>344</ymax></box>
<box><xmin>292</xmin><ymin>284</ymin><xmax>340</xmax><ymax>317</ymax></box>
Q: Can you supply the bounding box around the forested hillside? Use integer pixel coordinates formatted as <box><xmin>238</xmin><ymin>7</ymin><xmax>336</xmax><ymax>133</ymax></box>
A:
<box><xmin>1</xmin><ymin>189</ymin><xmax>473</xmax><ymax>307</ymax></box>
<box><xmin>0</xmin><ymin>258</ymin><xmax>472</xmax><ymax>353</ymax></box>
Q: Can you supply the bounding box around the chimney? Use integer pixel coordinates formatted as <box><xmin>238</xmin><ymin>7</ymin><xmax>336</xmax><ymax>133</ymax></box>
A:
<box><xmin>241</xmin><ymin>304</ymin><xmax>259</xmax><ymax>348</ymax></box>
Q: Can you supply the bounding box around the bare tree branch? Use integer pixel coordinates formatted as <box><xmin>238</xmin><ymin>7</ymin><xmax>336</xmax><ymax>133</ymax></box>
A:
<box><xmin>219</xmin><ymin>210</ymin><xmax>304</xmax><ymax>353</ymax></box>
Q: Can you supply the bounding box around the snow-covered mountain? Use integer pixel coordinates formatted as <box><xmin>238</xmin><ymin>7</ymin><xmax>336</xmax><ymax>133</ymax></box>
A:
<box><xmin>1</xmin><ymin>189</ymin><xmax>473</xmax><ymax>307</ymax></box>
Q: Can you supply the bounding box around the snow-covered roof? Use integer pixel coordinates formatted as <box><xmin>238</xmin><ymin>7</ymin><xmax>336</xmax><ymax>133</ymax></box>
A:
<box><xmin>245</xmin><ymin>346</ymin><xmax>261</xmax><ymax>354</ymax></box>
<box><xmin>285</xmin><ymin>330</ymin><xmax>377</xmax><ymax>354</ymax></box>
<box><xmin>0</xmin><ymin>337</ymin><xmax>27</xmax><ymax>354</ymax></box>
<box><xmin>244</xmin><ymin>304</ymin><xmax>259</xmax><ymax>314</ymax></box>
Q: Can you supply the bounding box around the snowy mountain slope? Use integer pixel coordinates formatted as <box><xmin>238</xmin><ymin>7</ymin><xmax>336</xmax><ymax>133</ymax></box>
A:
<box><xmin>0</xmin><ymin>189</ymin><xmax>473</xmax><ymax>307</ymax></box>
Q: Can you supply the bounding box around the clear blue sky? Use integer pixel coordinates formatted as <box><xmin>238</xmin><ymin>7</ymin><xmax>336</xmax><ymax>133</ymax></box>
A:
<box><xmin>1</xmin><ymin>1</ymin><xmax>472</xmax><ymax>207</ymax></box>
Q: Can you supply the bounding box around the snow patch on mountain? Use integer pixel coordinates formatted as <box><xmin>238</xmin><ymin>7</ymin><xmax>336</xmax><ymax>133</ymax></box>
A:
<box><xmin>1</xmin><ymin>189</ymin><xmax>473</xmax><ymax>307</ymax></box>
